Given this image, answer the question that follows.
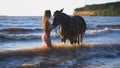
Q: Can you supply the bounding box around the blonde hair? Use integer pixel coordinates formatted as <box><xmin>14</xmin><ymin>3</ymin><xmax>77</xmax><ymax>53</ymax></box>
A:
<box><xmin>42</xmin><ymin>10</ymin><xmax>51</xmax><ymax>35</ymax></box>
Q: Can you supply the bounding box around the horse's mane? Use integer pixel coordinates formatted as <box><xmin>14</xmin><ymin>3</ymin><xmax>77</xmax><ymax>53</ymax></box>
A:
<box><xmin>61</xmin><ymin>13</ymin><xmax>70</xmax><ymax>20</ymax></box>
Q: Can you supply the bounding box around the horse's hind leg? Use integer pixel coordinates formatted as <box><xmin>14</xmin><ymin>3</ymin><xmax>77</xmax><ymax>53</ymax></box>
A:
<box><xmin>78</xmin><ymin>34</ymin><xmax>80</xmax><ymax>45</ymax></box>
<box><xmin>68</xmin><ymin>38</ymin><xmax>74</xmax><ymax>44</ymax></box>
<box><xmin>73</xmin><ymin>37</ymin><xmax>77</xmax><ymax>44</ymax></box>
<box><xmin>80</xmin><ymin>34</ymin><xmax>83</xmax><ymax>45</ymax></box>
<box><xmin>69</xmin><ymin>39</ymin><xmax>74</xmax><ymax>44</ymax></box>
<box><xmin>78</xmin><ymin>33</ymin><xmax>83</xmax><ymax>45</ymax></box>
<box><xmin>80</xmin><ymin>33</ymin><xmax>85</xmax><ymax>45</ymax></box>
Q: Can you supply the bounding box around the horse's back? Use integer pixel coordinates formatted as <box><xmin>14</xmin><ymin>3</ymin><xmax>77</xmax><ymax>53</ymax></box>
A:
<box><xmin>71</xmin><ymin>16</ymin><xmax>86</xmax><ymax>33</ymax></box>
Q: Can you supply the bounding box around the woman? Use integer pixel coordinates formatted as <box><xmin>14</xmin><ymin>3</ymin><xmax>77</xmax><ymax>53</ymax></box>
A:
<box><xmin>41</xmin><ymin>10</ymin><xmax>53</xmax><ymax>47</ymax></box>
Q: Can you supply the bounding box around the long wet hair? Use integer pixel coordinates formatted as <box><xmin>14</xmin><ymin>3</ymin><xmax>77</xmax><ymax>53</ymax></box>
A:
<box><xmin>42</xmin><ymin>10</ymin><xmax>51</xmax><ymax>33</ymax></box>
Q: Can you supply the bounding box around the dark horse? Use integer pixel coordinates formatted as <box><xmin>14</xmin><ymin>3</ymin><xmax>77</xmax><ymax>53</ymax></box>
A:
<box><xmin>53</xmin><ymin>9</ymin><xmax>86</xmax><ymax>45</ymax></box>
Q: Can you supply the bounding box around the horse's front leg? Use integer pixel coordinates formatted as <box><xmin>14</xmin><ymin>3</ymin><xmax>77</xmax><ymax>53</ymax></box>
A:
<box><xmin>70</xmin><ymin>40</ymin><xmax>73</xmax><ymax>44</ymax></box>
<box><xmin>61</xmin><ymin>37</ymin><xmax>66</xmax><ymax>43</ymax></box>
<box><xmin>73</xmin><ymin>37</ymin><xmax>77</xmax><ymax>44</ymax></box>
<box><xmin>69</xmin><ymin>38</ymin><xmax>74</xmax><ymax>44</ymax></box>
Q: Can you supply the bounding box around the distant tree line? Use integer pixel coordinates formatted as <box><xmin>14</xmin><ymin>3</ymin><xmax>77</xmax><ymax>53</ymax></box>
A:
<box><xmin>74</xmin><ymin>1</ymin><xmax>120</xmax><ymax>16</ymax></box>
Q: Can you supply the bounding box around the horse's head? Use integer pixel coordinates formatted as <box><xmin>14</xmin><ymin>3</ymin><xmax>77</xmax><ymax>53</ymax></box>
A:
<box><xmin>53</xmin><ymin>9</ymin><xmax>64</xmax><ymax>28</ymax></box>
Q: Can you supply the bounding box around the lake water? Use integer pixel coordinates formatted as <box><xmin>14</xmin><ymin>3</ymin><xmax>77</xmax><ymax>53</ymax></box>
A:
<box><xmin>0</xmin><ymin>16</ymin><xmax>120</xmax><ymax>51</ymax></box>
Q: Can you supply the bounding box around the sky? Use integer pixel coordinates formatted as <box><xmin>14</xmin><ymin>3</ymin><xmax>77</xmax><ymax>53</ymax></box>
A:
<box><xmin>0</xmin><ymin>0</ymin><xmax>119</xmax><ymax>16</ymax></box>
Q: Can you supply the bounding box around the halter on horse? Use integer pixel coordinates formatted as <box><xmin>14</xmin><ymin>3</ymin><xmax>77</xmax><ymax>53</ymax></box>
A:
<box><xmin>53</xmin><ymin>9</ymin><xmax>86</xmax><ymax>45</ymax></box>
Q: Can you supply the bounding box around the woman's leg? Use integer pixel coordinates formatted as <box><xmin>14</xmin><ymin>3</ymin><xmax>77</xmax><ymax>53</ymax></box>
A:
<box><xmin>45</xmin><ymin>37</ymin><xmax>52</xmax><ymax>47</ymax></box>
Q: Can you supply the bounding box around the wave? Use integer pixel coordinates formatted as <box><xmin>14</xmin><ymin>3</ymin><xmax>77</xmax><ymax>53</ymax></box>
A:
<box><xmin>96</xmin><ymin>24</ymin><xmax>120</xmax><ymax>29</ymax></box>
<box><xmin>87</xmin><ymin>24</ymin><xmax>120</xmax><ymax>30</ymax></box>
<box><xmin>86</xmin><ymin>27</ymin><xmax>109</xmax><ymax>34</ymax></box>
<box><xmin>85</xmin><ymin>27</ymin><xmax>120</xmax><ymax>37</ymax></box>
<box><xmin>0</xmin><ymin>33</ymin><xmax>60</xmax><ymax>41</ymax></box>
<box><xmin>0</xmin><ymin>34</ymin><xmax>41</xmax><ymax>41</ymax></box>
<box><xmin>0</xmin><ymin>43</ymin><xmax>120</xmax><ymax>58</ymax></box>
<box><xmin>0</xmin><ymin>43</ymin><xmax>120</xmax><ymax>68</ymax></box>
<box><xmin>0</xmin><ymin>28</ymin><xmax>43</xmax><ymax>34</ymax></box>
<box><xmin>0</xmin><ymin>27</ymin><xmax>120</xmax><ymax>41</ymax></box>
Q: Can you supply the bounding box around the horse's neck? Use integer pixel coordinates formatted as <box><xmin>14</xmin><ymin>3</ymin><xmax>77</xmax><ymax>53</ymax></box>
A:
<box><xmin>60</xmin><ymin>14</ymin><xmax>71</xmax><ymax>31</ymax></box>
<box><xmin>64</xmin><ymin>14</ymin><xmax>71</xmax><ymax>22</ymax></box>
<box><xmin>60</xmin><ymin>24</ymin><xmax>66</xmax><ymax>34</ymax></box>
<box><xmin>62</xmin><ymin>16</ymin><xmax>70</xmax><ymax>26</ymax></box>
<box><xmin>60</xmin><ymin>23</ymin><xmax>69</xmax><ymax>32</ymax></box>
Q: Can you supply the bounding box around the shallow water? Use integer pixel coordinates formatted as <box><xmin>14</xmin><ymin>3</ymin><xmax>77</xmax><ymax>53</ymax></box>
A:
<box><xmin>0</xmin><ymin>43</ymin><xmax>120</xmax><ymax>68</ymax></box>
<box><xmin>0</xmin><ymin>16</ymin><xmax>120</xmax><ymax>51</ymax></box>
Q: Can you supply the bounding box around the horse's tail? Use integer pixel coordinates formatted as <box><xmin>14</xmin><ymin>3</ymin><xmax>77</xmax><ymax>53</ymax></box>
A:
<box><xmin>78</xmin><ymin>16</ymin><xmax>86</xmax><ymax>45</ymax></box>
<box><xmin>77</xmin><ymin>31</ymin><xmax>83</xmax><ymax>45</ymax></box>
<box><xmin>78</xmin><ymin>33</ymin><xmax>84</xmax><ymax>45</ymax></box>
<box><xmin>76</xmin><ymin>21</ymin><xmax>81</xmax><ymax>45</ymax></box>
<box><xmin>77</xmin><ymin>34</ymin><xmax>80</xmax><ymax>45</ymax></box>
